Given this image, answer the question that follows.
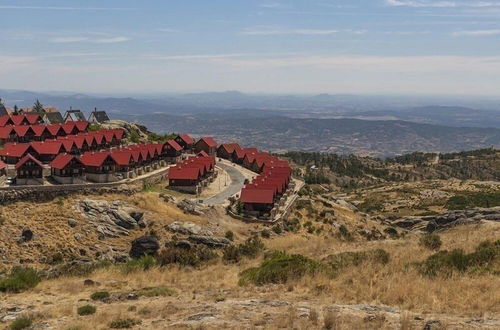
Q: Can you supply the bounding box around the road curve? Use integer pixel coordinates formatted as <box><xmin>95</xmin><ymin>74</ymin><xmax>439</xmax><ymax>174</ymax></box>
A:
<box><xmin>201</xmin><ymin>162</ymin><xmax>246</xmax><ymax>205</ymax></box>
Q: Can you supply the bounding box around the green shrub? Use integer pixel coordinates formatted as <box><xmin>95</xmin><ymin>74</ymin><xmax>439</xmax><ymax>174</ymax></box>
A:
<box><xmin>0</xmin><ymin>267</ymin><xmax>41</xmax><ymax>293</ymax></box>
<box><xmin>222</xmin><ymin>245</ymin><xmax>242</xmax><ymax>264</ymax></box>
<box><xmin>156</xmin><ymin>246</ymin><xmax>216</xmax><ymax>267</ymax></box>
<box><xmin>419</xmin><ymin>234</ymin><xmax>442</xmax><ymax>250</ymax></box>
<box><xmin>323</xmin><ymin>249</ymin><xmax>390</xmax><ymax>274</ymax></box>
<box><xmin>417</xmin><ymin>240</ymin><xmax>499</xmax><ymax>277</ymax></box>
<box><xmin>337</xmin><ymin>225</ymin><xmax>353</xmax><ymax>241</ymax></box>
<box><xmin>77</xmin><ymin>305</ymin><xmax>96</xmax><ymax>316</ymax></box>
<box><xmin>225</xmin><ymin>231</ymin><xmax>234</xmax><ymax>241</ymax></box>
<box><xmin>9</xmin><ymin>316</ymin><xmax>32</xmax><ymax>330</ymax></box>
<box><xmin>283</xmin><ymin>218</ymin><xmax>300</xmax><ymax>232</ymax></box>
<box><xmin>272</xmin><ymin>225</ymin><xmax>282</xmax><ymax>234</ymax></box>
<box><xmin>238</xmin><ymin>237</ymin><xmax>265</xmax><ymax>258</ymax></box>
<box><xmin>109</xmin><ymin>318</ymin><xmax>141</xmax><ymax>328</ymax></box>
<box><xmin>122</xmin><ymin>255</ymin><xmax>156</xmax><ymax>274</ymax></box>
<box><xmin>90</xmin><ymin>291</ymin><xmax>110</xmax><ymax>301</ymax></box>
<box><xmin>446</xmin><ymin>192</ymin><xmax>500</xmax><ymax>210</ymax></box>
<box><xmin>239</xmin><ymin>251</ymin><xmax>322</xmax><ymax>286</ymax></box>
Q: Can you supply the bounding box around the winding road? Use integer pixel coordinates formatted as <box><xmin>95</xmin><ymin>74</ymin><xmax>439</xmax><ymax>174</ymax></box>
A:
<box><xmin>200</xmin><ymin>162</ymin><xmax>247</xmax><ymax>205</ymax></box>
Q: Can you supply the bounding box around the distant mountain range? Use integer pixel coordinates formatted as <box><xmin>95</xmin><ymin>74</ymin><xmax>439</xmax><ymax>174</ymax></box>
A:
<box><xmin>1</xmin><ymin>89</ymin><xmax>499</xmax><ymax>156</ymax></box>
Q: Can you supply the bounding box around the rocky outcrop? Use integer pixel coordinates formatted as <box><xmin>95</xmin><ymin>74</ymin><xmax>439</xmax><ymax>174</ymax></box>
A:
<box><xmin>130</xmin><ymin>235</ymin><xmax>160</xmax><ymax>258</ymax></box>
<box><xmin>167</xmin><ymin>221</ymin><xmax>212</xmax><ymax>236</ymax></box>
<box><xmin>188</xmin><ymin>235</ymin><xmax>231</xmax><ymax>248</ymax></box>
<box><xmin>391</xmin><ymin>207</ymin><xmax>500</xmax><ymax>232</ymax></box>
<box><xmin>167</xmin><ymin>221</ymin><xmax>230</xmax><ymax>248</ymax></box>
<box><xmin>78</xmin><ymin>199</ymin><xmax>147</xmax><ymax>238</ymax></box>
<box><xmin>177</xmin><ymin>199</ymin><xmax>207</xmax><ymax>216</ymax></box>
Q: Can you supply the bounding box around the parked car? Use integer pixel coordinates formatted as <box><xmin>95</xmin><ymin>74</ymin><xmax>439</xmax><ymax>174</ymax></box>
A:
<box><xmin>6</xmin><ymin>177</ymin><xmax>16</xmax><ymax>185</ymax></box>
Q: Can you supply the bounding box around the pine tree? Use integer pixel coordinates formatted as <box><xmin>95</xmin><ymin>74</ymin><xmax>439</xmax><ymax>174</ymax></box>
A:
<box><xmin>13</xmin><ymin>105</ymin><xmax>19</xmax><ymax>115</ymax></box>
<box><xmin>32</xmin><ymin>99</ymin><xmax>44</xmax><ymax>113</ymax></box>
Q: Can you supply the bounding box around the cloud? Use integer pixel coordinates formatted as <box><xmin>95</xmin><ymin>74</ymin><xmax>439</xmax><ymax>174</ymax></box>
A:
<box><xmin>0</xmin><ymin>5</ymin><xmax>133</xmax><ymax>10</ymax></box>
<box><xmin>242</xmin><ymin>27</ymin><xmax>364</xmax><ymax>36</ymax></box>
<box><xmin>49</xmin><ymin>36</ymin><xmax>130</xmax><ymax>44</ymax></box>
<box><xmin>453</xmin><ymin>29</ymin><xmax>500</xmax><ymax>35</ymax></box>
<box><xmin>384</xmin><ymin>0</ymin><xmax>500</xmax><ymax>7</ymax></box>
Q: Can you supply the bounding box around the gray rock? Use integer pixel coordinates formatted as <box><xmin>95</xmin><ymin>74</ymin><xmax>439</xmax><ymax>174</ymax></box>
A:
<box><xmin>67</xmin><ymin>218</ymin><xmax>78</xmax><ymax>227</ymax></box>
<box><xmin>188</xmin><ymin>235</ymin><xmax>231</xmax><ymax>248</ymax></box>
<box><xmin>130</xmin><ymin>235</ymin><xmax>160</xmax><ymax>258</ymax></box>
<box><xmin>167</xmin><ymin>221</ymin><xmax>212</xmax><ymax>236</ymax></box>
<box><xmin>110</xmin><ymin>209</ymin><xmax>138</xmax><ymax>229</ymax></box>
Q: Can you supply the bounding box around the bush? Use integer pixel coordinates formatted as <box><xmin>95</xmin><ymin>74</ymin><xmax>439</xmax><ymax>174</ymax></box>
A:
<box><xmin>337</xmin><ymin>225</ymin><xmax>353</xmax><ymax>241</ymax></box>
<box><xmin>417</xmin><ymin>240</ymin><xmax>499</xmax><ymax>277</ymax></box>
<box><xmin>9</xmin><ymin>316</ymin><xmax>32</xmax><ymax>330</ymax></box>
<box><xmin>122</xmin><ymin>255</ymin><xmax>156</xmax><ymax>274</ymax></box>
<box><xmin>223</xmin><ymin>237</ymin><xmax>266</xmax><ymax>264</ymax></box>
<box><xmin>90</xmin><ymin>291</ymin><xmax>110</xmax><ymax>301</ymax></box>
<box><xmin>323</xmin><ymin>249</ymin><xmax>390</xmax><ymax>274</ymax></box>
<box><xmin>272</xmin><ymin>225</ymin><xmax>282</xmax><ymax>234</ymax></box>
<box><xmin>222</xmin><ymin>245</ymin><xmax>242</xmax><ymax>264</ymax></box>
<box><xmin>225</xmin><ymin>231</ymin><xmax>234</xmax><ymax>241</ymax></box>
<box><xmin>77</xmin><ymin>305</ymin><xmax>96</xmax><ymax>316</ymax></box>
<box><xmin>239</xmin><ymin>251</ymin><xmax>322</xmax><ymax>285</ymax></box>
<box><xmin>156</xmin><ymin>246</ymin><xmax>217</xmax><ymax>267</ymax></box>
<box><xmin>261</xmin><ymin>229</ymin><xmax>271</xmax><ymax>238</ymax></box>
<box><xmin>109</xmin><ymin>318</ymin><xmax>141</xmax><ymax>328</ymax></box>
<box><xmin>283</xmin><ymin>218</ymin><xmax>300</xmax><ymax>232</ymax></box>
<box><xmin>0</xmin><ymin>267</ymin><xmax>41</xmax><ymax>293</ymax></box>
<box><xmin>419</xmin><ymin>234</ymin><xmax>442</xmax><ymax>250</ymax></box>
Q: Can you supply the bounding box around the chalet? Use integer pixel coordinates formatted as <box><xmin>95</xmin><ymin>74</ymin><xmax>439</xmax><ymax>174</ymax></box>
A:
<box><xmin>194</xmin><ymin>136</ymin><xmax>217</xmax><ymax>156</ymax></box>
<box><xmin>42</xmin><ymin>111</ymin><xmax>64</xmax><ymax>124</ymax></box>
<box><xmin>11</xmin><ymin>115</ymin><xmax>30</xmax><ymax>126</ymax></box>
<box><xmin>31</xmin><ymin>141</ymin><xmax>64</xmax><ymax>163</ymax></box>
<box><xmin>232</xmin><ymin>147</ymin><xmax>258</xmax><ymax>164</ymax></box>
<box><xmin>74</xmin><ymin>121</ymin><xmax>89</xmax><ymax>132</ymax></box>
<box><xmin>240</xmin><ymin>187</ymin><xmax>275</xmax><ymax>214</ymax></box>
<box><xmin>242</xmin><ymin>152</ymin><xmax>259</xmax><ymax>169</ymax></box>
<box><xmin>58</xmin><ymin>138</ymin><xmax>80</xmax><ymax>154</ymax></box>
<box><xmin>63</xmin><ymin>109</ymin><xmax>86</xmax><ymax>122</ymax></box>
<box><xmin>162</xmin><ymin>140</ymin><xmax>183</xmax><ymax>163</ymax></box>
<box><xmin>88</xmin><ymin>109</ymin><xmax>110</xmax><ymax>124</ymax></box>
<box><xmin>174</xmin><ymin>134</ymin><xmax>194</xmax><ymax>151</ymax></box>
<box><xmin>12</xmin><ymin>125</ymin><xmax>36</xmax><ymax>143</ymax></box>
<box><xmin>217</xmin><ymin>143</ymin><xmax>241</xmax><ymax>159</ymax></box>
<box><xmin>61</xmin><ymin>122</ymin><xmax>80</xmax><ymax>135</ymax></box>
<box><xmin>47</xmin><ymin>124</ymin><xmax>65</xmax><ymax>138</ymax></box>
<box><xmin>15</xmin><ymin>154</ymin><xmax>45</xmax><ymax>185</ymax></box>
<box><xmin>0</xmin><ymin>126</ymin><xmax>15</xmax><ymax>143</ymax></box>
<box><xmin>25</xmin><ymin>114</ymin><xmax>42</xmax><ymax>125</ymax></box>
<box><xmin>109</xmin><ymin>151</ymin><xmax>136</xmax><ymax>178</ymax></box>
<box><xmin>80</xmin><ymin>152</ymin><xmax>119</xmax><ymax>183</ymax></box>
<box><xmin>197</xmin><ymin>150</ymin><xmax>209</xmax><ymax>157</ymax></box>
<box><xmin>168</xmin><ymin>166</ymin><xmax>202</xmax><ymax>194</ymax></box>
<box><xmin>31</xmin><ymin>125</ymin><xmax>53</xmax><ymax>141</ymax></box>
<box><xmin>50</xmin><ymin>153</ymin><xmax>85</xmax><ymax>184</ymax></box>
<box><xmin>0</xmin><ymin>115</ymin><xmax>14</xmax><ymax>127</ymax></box>
<box><xmin>0</xmin><ymin>143</ymin><xmax>38</xmax><ymax>164</ymax></box>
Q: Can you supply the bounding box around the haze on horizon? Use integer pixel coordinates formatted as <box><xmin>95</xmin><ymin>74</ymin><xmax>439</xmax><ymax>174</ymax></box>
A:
<box><xmin>1</xmin><ymin>0</ymin><xmax>500</xmax><ymax>96</ymax></box>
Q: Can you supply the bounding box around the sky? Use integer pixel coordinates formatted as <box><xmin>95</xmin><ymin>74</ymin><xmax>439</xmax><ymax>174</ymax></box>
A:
<box><xmin>1</xmin><ymin>0</ymin><xmax>500</xmax><ymax>96</ymax></box>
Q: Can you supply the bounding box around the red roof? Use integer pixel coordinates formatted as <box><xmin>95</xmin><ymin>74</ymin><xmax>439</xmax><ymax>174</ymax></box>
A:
<box><xmin>11</xmin><ymin>115</ymin><xmax>28</xmax><ymax>126</ymax></box>
<box><xmin>235</xmin><ymin>147</ymin><xmax>258</xmax><ymax>160</ymax></box>
<box><xmin>110</xmin><ymin>150</ymin><xmax>133</xmax><ymax>166</ymax></box>
<box><xmin>0</xmin><ymin>126</ymin><xmax>14</xmax><ymax>139</ymax></box>
<box><xmin>15</xmin><ymin>153</ymin><xmax>44</xmax><ymax>169</ymax></box>
<box><xmin>61</xmin><ymin>122</ymin><xmax>76</xmax><ymax>135</ymax></box>
<box><xmin>47</xmin><ymin>124</ymin><xmax>63</xmax><ymax>136</ymax></box>
<box><xmin>123</xmin><ymin>148</ymin><xmax>142</xmax><ymax>162</ymax></box>
<box><xmin>59</xmin><ymin>139</ymin><xmax>77</xmax><ymax>152</ymax></box>
<box><xmin>0</xmin><ymin>143</ymin><xmax>31</xmax><ymax>158</ymax></box>
<box><xmin>74</xmin><ymin>121</ymin><xmax>89</xmax><ymax>132</ymax></box>
<box><xmin>165</xmin><ymin>140</ymin><xmax>183</xmax><ymax>152</ymax></box>
<box><xmin>0</xmin><ymin>116</ymin><xmax>13</xmax><ymax>127</ymax></box>
<box><xmin>80</xmin><ymin>152</ymin><xmax>112</xmax><ymax>167</ymax></box>
<box><xmin>100</xmin><ymin>130</ymin><xmax>115</xmax><ymax>143</ymax></box>
<box><xmin>50</xmin><ymin>153</ymin><xmax>81</xmax><ymax>169</ymax></box>
<box><xmin>112</xmin><ymin>129</ymin><xmax>125</xmax><ymax>140</ymax></box>
<box><xmin>177</xmin><ymin>133</ymin><xmax>194</xmax><ymax>145</ymax></box>
<box><xmin>198</xmin><ymin>136</ymin><xmax>217</xmax><ymax>148</ymax></box>
<box><xmin>88</xmin><ymin>132</ymin><xmax>104</xmax><ymax>145</ymax></box>
<box><xmin>169</xmin><ymin>166</ymin><xmax>201</xmax><ymax>180</ymax></box>
<box><xmin>240</xmin><ymin>187</ymin><xmax>275</xmax><ymax>204</ymax></box>
<box><xmin>25</xmin><ymin>114</ymin><xmax>41</xmax><ymax>125</ymax></box>
<box><xmin>0</xmin><ymin>160</ymin><xmax>6</xmax><ymax>170</ymax></box>
<box><xmin>13</xmin><ymin>125</ymin><xmax>32</xmax><ymax>137</ymax></box>
<box><xmin>60</xmin><ymin>136</ymin><xmax>85</xmax><ymax>149</ymax></box>
<box><xmin>31</xmin><ymin>141</ymin><xmax>63</xmax><ymax>155</ymax></box>
<box><xmin>30</xmin><ymin>125</ymin><xmax>48</xmax><ymax>137</ymax></box>
<box><xmin>219</xmin><ymin>143</ymin><xmax>241</xmax><ymax>154</ymax></box>
<box><xmin>197</xmin><ymin>150</ymin><xmax>209</xmax><ymax>157</ymax></box>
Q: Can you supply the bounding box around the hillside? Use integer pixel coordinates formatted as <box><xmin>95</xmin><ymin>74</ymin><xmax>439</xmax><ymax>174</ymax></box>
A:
<box><xmin>122</xmin><ymin>113</ymin><xmax>500</xmax><ymax>157</ymax></box>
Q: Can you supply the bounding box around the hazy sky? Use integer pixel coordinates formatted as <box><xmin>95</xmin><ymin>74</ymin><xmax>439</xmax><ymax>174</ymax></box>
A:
<box><xmin>1</xmin><ymin>0</ymin><xmax>500</xmax><ymax>95</ymax></box>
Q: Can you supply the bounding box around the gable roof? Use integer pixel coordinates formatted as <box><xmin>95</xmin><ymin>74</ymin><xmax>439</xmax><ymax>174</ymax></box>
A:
<box><xmin>0</xmin><ymin>126</ymin><xmax>14</xmax><ymax>139</ymax></box>
<box><xmin>0</xmin><ymin>143</ymin><xmax>32</xmax><ymax>158</ymax></box>
<box><xmin>164</xmin><ymin>139</ymin><xmax>183</xmax><ymax>152</ymax></box>
<box><xmin>0</xmin><ymin>160</ymin><xmax>6</xmax><ymax>171</ymax></box>
<box><xmin>15</xmin><ymin>153</ymin><xmax>44</xmax><ymax>169</ymax></box>
<box><xmin>31</xmin><ymin>141</ymin><xmax>63</xmax><ymax>155</ymax></box>
<box><xmin>240</xmin><ymin>187</ymin><xmax>275</xmax><ymax>204</ymax></box>
<box><xmin>110</xmin><ymin>151</ymin><xmax>133</xmax><ymax>166</ymax></box>
<box><xmin>89</xmin><ymin>110</ymin><xmax>110</xmax><ymax>123</ymax></box>
<box><xmin>61</xmin><ymin>122</ymin><xmax>77</xmax><ymax>135</ymax></box>
<box><xmin>30</xmin><ymin>125</ymin><xmax>48</xmax><ymax>137</ymax></box>
<box><xmin>197</xmin><ymin>136</ymin><xmax>217</xmax><ymax>148</ymax></box>
<box><xmin>13</xmin><ymin>125</ymin><xmax>33</xmax><ymax>137</ymax></box>
<box><xmin>25</xmin><ymin>113</ymin><xmax>41</xmax><ymax>125</ymax></box>
<box><xmin>197</xmin><ymin>150</ymin><xmax>209</xmax><ymax>157</ymax></box>
<box><xmin>176</xmin><ymin>133</ymin><xmax>194</xmax><ymax>145</ymax></box>
<box><xmin>44</xmin><ymin>112</ymin><xmax>64</xmax><ymax>124</ymax></box>
<box><xmin>50</xmin><ymin>153</ymin><xmax>82</xmax><ymax>169</ymax></box>
<box><xmin>74</xmin><ymin>121</ymin><xmax>89</xmax><ymax>132</ymax></box>
<box><xmin>80</xmin><ymin>152</ymin><xmax>112</xmax><ymax>167</ymax></box>
<box><xmin>219</xmin><ymin>143</ymin><xmax>241</xmax><ymax>154</ymax></box>
<box><xmin>168</xmin><ymin>166</ymin><xmax>201</xmax><ymax>180</ymax></box>
<box><xmin>11</xmin><ymin>115</ymin><xmax>29</xmax><ymax>126</ymax></box>
<box><xmin>0</xmin><ymin>115</ymin><xmax>13</xmax><ymax>127</ymax></box>
<box><xmin>64</xmin><ymin>109</ymin><xmax>86</xmax><ymax>121</ymax></box>
<box><xmin>47</xmin><ymin>124</ymin><xmax>64</xmax><ymax>136</ymax></box>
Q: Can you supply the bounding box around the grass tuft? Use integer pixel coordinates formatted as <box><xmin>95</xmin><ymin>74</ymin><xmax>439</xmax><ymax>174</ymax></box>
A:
<box><xmin>77</xmin><ymin>305</ymin><xmax>96</xmax><ymax>316</ymax></box>
<box><xmin>0</xmin><ymin>267</ymin><xmax>41</xmax><ymax>293</ymax></box>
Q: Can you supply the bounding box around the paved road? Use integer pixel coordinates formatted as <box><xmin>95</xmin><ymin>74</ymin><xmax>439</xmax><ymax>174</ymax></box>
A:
<box><xmin>201</xmin><ymin>162</ymin><xmax>246</xmax><ymax>205</ymax></box>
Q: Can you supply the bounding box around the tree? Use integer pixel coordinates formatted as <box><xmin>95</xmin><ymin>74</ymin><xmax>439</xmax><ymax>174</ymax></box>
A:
<box><xmin>32</xmin><ymin>99</ymin><xmax>44</xmax><ymax>113</ymax></box>
<box><xmin>13</xmin><ymin>105</ymin><xmax>19</xmax><ymax>115</ymax></box>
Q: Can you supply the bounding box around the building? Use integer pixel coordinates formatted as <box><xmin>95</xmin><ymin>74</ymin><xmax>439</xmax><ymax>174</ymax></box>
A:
<box><xmin>0</xmin><ymin>143</ymin><xmax>38</xmax><ymax>164</ymax></box>
<box><xmin>42</xmin><ymin>111</ymin><xmax>64</xmax><ymax>124</ymax></box>
<box><xmin>194</xmin><ymin>136</ymin><xmax>217</xmax><ymax>156</ymax></box>
<box><xmin>232</xmin><ymin>147</ymin><xmax>258</xmax><ymax>164</ymax></box>
<box><xmin>174</xmin><ymin>134</ymin><xmax>194</xmax><ymax>151</ymax></box>
<box><xmin>162</xmin><ymin>140</ymin><xmax>183</xmax><ymax>163</ymax></box>
<box><xmin>31</xmin><ymin>141</ymin><xmax>65</xmax><ymax>163</ymax></box>
<box><xmin>109</xmin><ymin>151</ymin><xmax>136</xmax><ymax>179</ymax></box>
<box><xmin>217</xmin><ymin>143</ymin><xmax>241</xmax><ymax>159</ymax></box>
<box><xmin>168</xmin><ymin>167</ymin><xmax>202</xmax><ymax>193</ymax></box>
<box><xmin>88</xmin><ymin>109</ymin><xmax>110</xmax><ymax>124</ymax></box>
<box><xmin>15</xmin><ymin>154</ymin><xmax>45</xmax><ymax>185</ymax></box>
<box><xmin>63</xmin><ymin>109</ymin><xmax>86</xmax><ymax>122</ymax></box>
<box><xmin>50</xmin><ymin>153</ymin><xmax>85</xmax><ymax>184</ymax></box>
<box><xmin>0</xmin><ymin>115</ymin><xmax>14</xmax><ymax>127</ymax></box>
<box><xmin>80</xmin><ymin>152</ymin><xmax>118</xmax><ymax>183</ymax></box>
<box><xmin>0</xmin><ymin>160</ymin><xmax>6</xmax><ymax>177</ymax></box>
<box><xmin>240</xmin><ymin>187</ymin><xmax>275</xmax><ymax>213</ymax></box>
